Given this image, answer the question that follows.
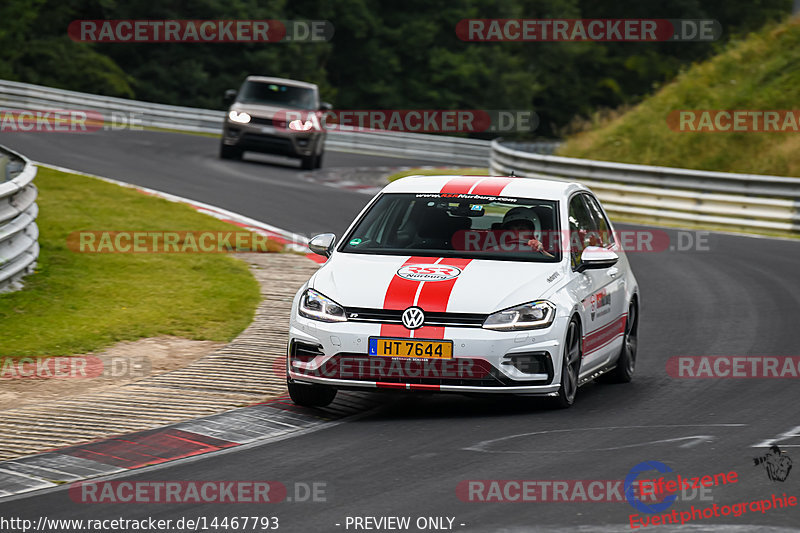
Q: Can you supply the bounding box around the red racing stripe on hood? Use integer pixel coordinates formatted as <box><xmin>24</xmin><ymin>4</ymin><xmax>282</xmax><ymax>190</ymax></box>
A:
<box><xmin>380</xmin><ymin>258</ymin><xmax>473</xmax><ymax>339</ymax></box>
<box><xmin>380</xmin><ymin>257</ymin><xmax>438</xmax><ymax>338</ymax></box>
<box><xmin>413</xmin><ymin>258</ymin><xmax>473</xmax><ymax>339</ymax></box>
<box><xmin>382</xmin><ymin>256</ymin><xmax>439</xmax><ymax>310</ymax></box>
<box><xmin>415</xmin><ymin>258</ymin><xmax>473</xmax><ymax>312</ymax></box>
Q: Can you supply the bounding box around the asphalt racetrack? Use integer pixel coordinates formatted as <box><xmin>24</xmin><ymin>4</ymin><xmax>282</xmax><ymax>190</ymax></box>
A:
<box><xmin>1</xmin><ymin>130</ymin><xmax>798</xmax><ymax>532</ymax></box>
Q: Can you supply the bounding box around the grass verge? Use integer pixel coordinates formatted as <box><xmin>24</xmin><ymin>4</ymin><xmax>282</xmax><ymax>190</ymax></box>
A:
<box><xmin>0</xmin><ymin>166</ymin><xmax>273</xmax><ymax>358</ymax></box>
<box><xmin>557</xmin><ymin>16</ymin><xmax>800</xmax><ymax>177</ymax></box>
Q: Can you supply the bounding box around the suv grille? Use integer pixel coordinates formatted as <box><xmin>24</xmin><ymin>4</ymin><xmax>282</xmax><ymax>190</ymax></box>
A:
<box><xmin>249</xmin><ymin>116</ymin><xmax>288</xmax><ymax>127</ymax></box>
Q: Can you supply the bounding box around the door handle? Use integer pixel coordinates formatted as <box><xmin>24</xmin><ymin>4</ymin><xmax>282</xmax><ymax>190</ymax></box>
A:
<box><xmin>607</xmin><ymin>267</ymin><xmax>620</xmax><ymax>278</ymax></box>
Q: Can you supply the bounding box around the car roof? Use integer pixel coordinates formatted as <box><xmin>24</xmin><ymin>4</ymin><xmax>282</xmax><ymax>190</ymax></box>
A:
<box><xmin>382</xmin><ymin>175</ymin><xmax>588</xmax><ymax>201</ymax></box>
<box><xmin>244</xmin><ymin>76</ymin><xmax>318</xmax><ymax>90</ymax></box>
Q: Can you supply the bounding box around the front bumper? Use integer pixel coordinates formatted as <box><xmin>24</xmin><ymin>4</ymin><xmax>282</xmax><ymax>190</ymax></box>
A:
<box><xmin>287</xmin><ymin>314</ymin><xmax>568</xmax><ymax>395</ymax></box>
<box><xmin>222</xmin><ymin>122</ymin><xmax>323</xmax><ymax>157</ymax></box>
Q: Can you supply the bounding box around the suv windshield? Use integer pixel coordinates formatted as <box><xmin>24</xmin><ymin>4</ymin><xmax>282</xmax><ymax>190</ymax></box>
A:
<box><xmin>237</xmin><ymin>81</ymin><xmax>317</xmax><ymax>109</ymax></box>
<box><xmin>340</xmin><ymin>193</ymin><xmax>561</xmax><ymax>262</ymax></box>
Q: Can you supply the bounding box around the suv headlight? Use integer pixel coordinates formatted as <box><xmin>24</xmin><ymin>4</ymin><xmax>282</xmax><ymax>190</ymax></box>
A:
<box><xmin>482</xmin><ymin>301</ymin><xmax>556</xmax><ymax>331</ymax></box>
<box><xmin>228</xmin><ymin>110</ymin><xmax>251</xmax><ymax>124</ymax></box>
<box><xmin>299</xmin><ymin>289</ymin><xmax>347</xmax><ymax>322</ymax></box>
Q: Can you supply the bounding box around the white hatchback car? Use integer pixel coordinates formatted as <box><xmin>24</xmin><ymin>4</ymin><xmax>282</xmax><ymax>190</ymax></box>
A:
<box><xmin>287</xmin><ymin>175</ymin><xmax>640</xmax><ymax>408</ymax></box>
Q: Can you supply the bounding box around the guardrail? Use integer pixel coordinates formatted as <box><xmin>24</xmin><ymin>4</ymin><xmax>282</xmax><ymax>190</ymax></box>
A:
<box><xmin>491</xmin><ymin>140</ymin><xmax>800</xmax><ymax>235</ymax></box>
<box><xmin>4</xmin><ymin>79</ymin><xmax>798</xmax><ymax>235</ymax></box>
<box><xmin>0</xmin><ymin>79</ymin><xmax>491</xmax><ymax>166</ymax></box>
<box><xmin>0</xmin><ymin>145</ymin><xmax>38</xmax><ymax>293</ymax></box>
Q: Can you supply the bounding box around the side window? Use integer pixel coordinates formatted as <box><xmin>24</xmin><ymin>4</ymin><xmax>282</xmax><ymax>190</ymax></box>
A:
<box><xmin>568</xmin><ymin>195</ymin><xmax>599</xmax><ymax>267</ymax></box>
<box><xmin>583</xmin><ymin>195</ymin><xmax>615</xmax><ymax>248</ymax></box>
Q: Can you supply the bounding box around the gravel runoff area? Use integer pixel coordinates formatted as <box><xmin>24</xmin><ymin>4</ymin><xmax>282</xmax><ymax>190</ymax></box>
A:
<box><xmin>0</xmin><ymin>253</ymin><xmax>319</xmax><ymax>461</ymax></box>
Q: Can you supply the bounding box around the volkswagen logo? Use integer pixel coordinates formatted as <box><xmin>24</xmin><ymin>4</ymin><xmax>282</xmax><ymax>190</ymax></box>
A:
<box><xmin>401</xmin><ymin>307</ymin><xmax>425</xmax><ymax>329</ymax></box>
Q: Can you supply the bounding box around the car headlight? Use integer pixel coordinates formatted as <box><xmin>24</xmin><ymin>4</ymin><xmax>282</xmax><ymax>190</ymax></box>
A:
<box><xmin>228</xmin><ymin>110</ymin><xmax>251</xmax><ymax>124</ymax></box>
<box><xmin>289</xmin><ymin>119</ymin><xmax>314</xmax><ymax>131</ymax></box>
<box><xmin>299</xmin><ymin>289</ymin><xmax>347</xmax><ymax>322</ymax></box>
<box><xmin>482</xmin><ymin>301</ymin><xmax>556</xmax><ymax>331</ymax></box>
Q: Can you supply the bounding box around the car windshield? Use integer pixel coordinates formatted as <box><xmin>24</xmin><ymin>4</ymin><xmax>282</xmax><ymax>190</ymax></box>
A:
<box><xmin>340</xmin><ymin>192</ymin><xmax>561</xmax><ymax>262</ymax></box>
<box><xmin>236</xmin><ymin>81</ymin><xmax>317</xmax><ymax>109</ymax></box>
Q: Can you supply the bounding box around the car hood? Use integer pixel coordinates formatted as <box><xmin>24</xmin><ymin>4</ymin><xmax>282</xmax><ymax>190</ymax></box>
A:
<box><xmin>309</xmin><ymin>253</ymin><xmax>565</xmax><ymax>314</ymax></box>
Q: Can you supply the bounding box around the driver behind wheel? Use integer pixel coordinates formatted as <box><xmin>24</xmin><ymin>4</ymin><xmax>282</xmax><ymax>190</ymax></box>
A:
<box><xmin>501</xmin><ymin>207</ymin><xmax>554</xmax><ymax>257</ymax></box>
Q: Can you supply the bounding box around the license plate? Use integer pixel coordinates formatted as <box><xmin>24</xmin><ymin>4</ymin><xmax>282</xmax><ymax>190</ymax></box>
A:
<box><xmin>368</xmin><ymin>338</ymin><xmax>452</xmax><ymax>359</ymax></box>
<box><xmin>260</xmin><ymin>126</ymin><xmax>275</xmax><ymax>134</ymax></box>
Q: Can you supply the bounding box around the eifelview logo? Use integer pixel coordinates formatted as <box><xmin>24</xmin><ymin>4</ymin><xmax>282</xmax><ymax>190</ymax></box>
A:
<box><xmin>754</xmin><ymin>446</ymin><xmax>792</xmax><ymax>482</ymax></box>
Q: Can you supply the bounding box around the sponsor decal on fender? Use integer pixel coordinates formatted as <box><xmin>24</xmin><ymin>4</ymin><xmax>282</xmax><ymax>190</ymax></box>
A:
<box><xmin>589</xmin><ymin>289</ymin><xmax>612</xmax><ymax>321</ymax></box>
<box><xmin>396</xmin><ymin>264</ymin><xmax>462</xmax><ymax>282</ymax></box>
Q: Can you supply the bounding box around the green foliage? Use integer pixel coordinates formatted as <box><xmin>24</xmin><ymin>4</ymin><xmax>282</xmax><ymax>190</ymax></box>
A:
<box><xmin>558</xmin><ymin>17</ymin><xmax>800</xmax><ymax>176</ymax></box>
<box><xmin>0</xmin><ymin>0</ymin><xmax>135</xmax><ymax>96</ymax></box>
<box><xmin>0</xmin><ymin>0</ymin><xmax>792</xmax><ymax>136</ymax></box>
<box><xmin>0</xmin><ymin>167</ymin><xmax>262</xmax><ymax>357</ymax></box>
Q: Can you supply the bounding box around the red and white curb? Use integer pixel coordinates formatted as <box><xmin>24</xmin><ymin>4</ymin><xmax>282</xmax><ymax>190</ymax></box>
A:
<box><xmin>37</xmin><ymin>163</ymin><xmax>327</xmax><ymax>264</ymax></box>
<box><xmin>0</xmin><ymin>392</ymin><xmax>378</xmax><ymax>500</ymax></box>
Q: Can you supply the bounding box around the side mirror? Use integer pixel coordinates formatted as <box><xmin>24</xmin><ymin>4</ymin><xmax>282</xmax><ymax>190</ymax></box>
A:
<box><xmin>224</xmin><ymin>89</ymin><xmax>237</xmax><ymax>104</ymax></box>
<box><xmin>319</xmin><ymin>101</ymin><xmax>333</xmax><ymax>111</ymax></box>
<box><xmin>309</xmin><ymin>233</ymin><xmax>336</xmax><ymax>258</ymax></box>
<box><xmin>576</xmin><ymin>246</ymin><xmax>618</xmax><ymax>273</ymax></box>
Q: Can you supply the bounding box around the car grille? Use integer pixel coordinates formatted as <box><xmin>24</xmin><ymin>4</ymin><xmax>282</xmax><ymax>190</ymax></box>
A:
<box><xmin>249</xmin><ymin>116</ymin><xmax>288</xmax><ymax>127</ymax></box>
<box><xmin>344</xmin><ymin>307</ymin><xmax>487</xmax><ymax>328</ymax></box>
<box><xmin>240</xmin><ymin>133</ymin><xmax>293</xmax><ymax>149</ymax></box>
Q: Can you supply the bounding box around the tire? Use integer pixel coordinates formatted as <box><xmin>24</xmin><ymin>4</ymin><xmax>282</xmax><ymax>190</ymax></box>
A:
<box><xmin>552</xmin><ymin>318</ymin><xmax>582</xmax><ymax>409</ymax></box>
<box><xmin>219</xmin><ymin>143</ymin><xmax>242</xmax><ymax>160</ymax></box>
<box><xmin>598</xmin><ymin>299</ymin><xmax>638</xmax><ymax>384</ymax></box>
<box><xmin>288</xmin><ymin>381</ymin><xmax>337</xmax><ymax>407</ymax></box>
<box><xmin>300</xmin><ymin>153</ymin><xmax>316</xmax><ymax>170</ymax></box>
<box><xmin>315</xmin><ymin>150</ymin><xmax>324</xmax><ymax>169</ymax></box>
